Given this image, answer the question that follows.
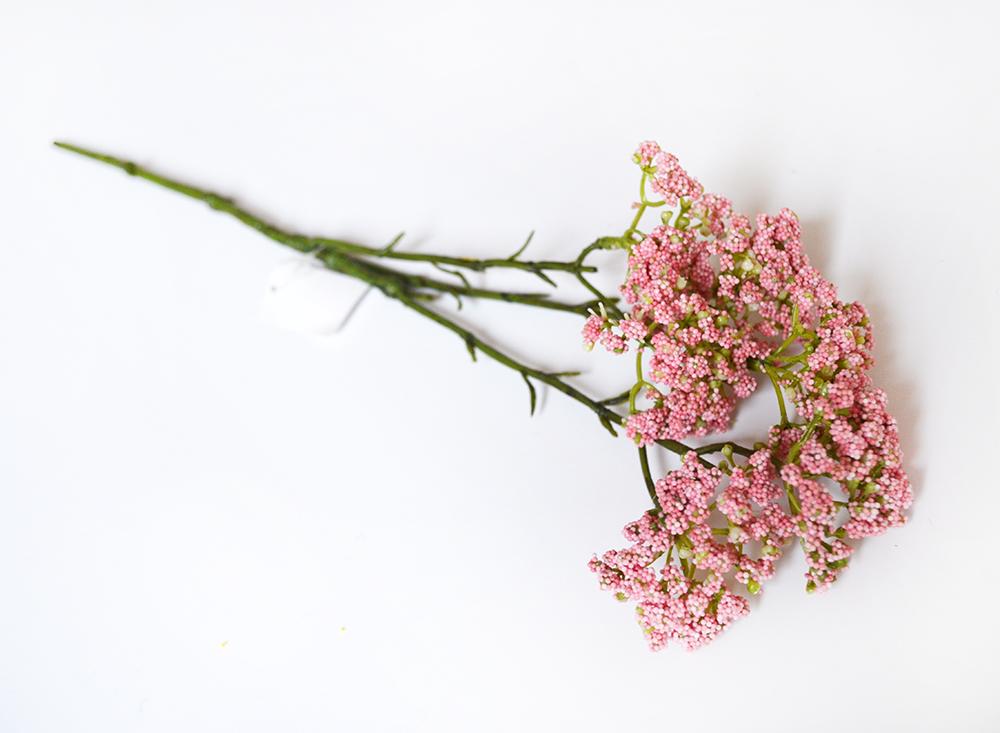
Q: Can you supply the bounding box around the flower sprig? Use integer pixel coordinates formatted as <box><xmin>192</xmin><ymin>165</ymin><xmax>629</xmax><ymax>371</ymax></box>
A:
<box><xmin>55</xmin><ymin>139</ymin><xmax>911</xmax><ymax>652</ymax></box>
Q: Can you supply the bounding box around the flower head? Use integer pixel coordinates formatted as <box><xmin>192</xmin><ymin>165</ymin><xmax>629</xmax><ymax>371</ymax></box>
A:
<box><xmin>588</xmin><ymin>143</ymin><xmax>911</xmax><ymax>649</ymax></box>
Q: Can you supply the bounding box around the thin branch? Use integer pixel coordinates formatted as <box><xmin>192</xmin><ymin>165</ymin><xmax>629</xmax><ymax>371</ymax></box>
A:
<box><xmin>55</xmin><ymin>140</ymin><xmax>707</xmax><ymax>459</ymax></box>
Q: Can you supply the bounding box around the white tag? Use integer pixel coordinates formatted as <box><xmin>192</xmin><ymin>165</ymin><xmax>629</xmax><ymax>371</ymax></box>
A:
<box><xmin>259</xmin><ymin>258</ymin><xmax>371</xmax><ymax>336</ymax></box>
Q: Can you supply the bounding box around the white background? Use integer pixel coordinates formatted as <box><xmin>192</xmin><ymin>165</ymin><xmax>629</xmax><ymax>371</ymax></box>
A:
<box><xmin>2</xmin><ymin>1</ymin><xmax>999</xmax><ymax>731</ymax></box>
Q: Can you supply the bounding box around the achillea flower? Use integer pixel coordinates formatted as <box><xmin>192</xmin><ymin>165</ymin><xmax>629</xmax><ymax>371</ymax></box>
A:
<box><xmin>589</xmin><ymin>143</ymin><xmax>911</xmax><ymax>649</ymax></box>
<box><xmin>51</xmin><ymin>138</ymin><xmax>911</xmax><ymax>655</ymax></box>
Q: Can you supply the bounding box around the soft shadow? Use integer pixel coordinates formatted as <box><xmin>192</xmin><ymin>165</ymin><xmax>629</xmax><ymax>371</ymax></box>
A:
<box><xmin>800</xmin><ymin>217</ymin><xmax>921</xmax><ymax>502</ymax></box>
<box><xmin>801</xmin><ymin>220</ymin><xmax>924</xmax><ymax>561</ymax></box>
<box><xmin>801</xmin><ymin>216</ymin><xmax>924</xmax><ymax>518</ymax></box>
<box><xmin>799</xmin><ymin>218</ymin><xmax>835</xmax><ymax>278</ymax></box>
<box><xmin>855</xmin><ymin>270</ymin><xmax>924</xmax><ymax>508</ymax></box>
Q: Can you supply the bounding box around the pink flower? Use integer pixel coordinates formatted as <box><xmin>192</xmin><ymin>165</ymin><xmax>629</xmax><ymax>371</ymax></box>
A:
<box><xmin>633</xmin><ymin>141</ymin><xmax>704</xmax><ymax>205</ymax></box>
<box><xmin>590</xmin><ymin>451</ymin><xmax>797</xmax><ymax>650</ymax></box>
<box><xmin>582</xmin><ymin>313</ymin><xmax>605</xmax><ymax>349</ymax></box>
<box><xmin>587</xmin><ymin>143</ymin><xmax>912</xmax><ymax>648</ymax></box>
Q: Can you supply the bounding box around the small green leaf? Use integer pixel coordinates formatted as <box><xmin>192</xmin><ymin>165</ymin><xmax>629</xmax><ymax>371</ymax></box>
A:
<box><xmin>530</xmin><ymin>266</ymin><xmax>557</xmax><ymax>287</ymax></box>
<box><xmin>598</xmin><ymin>415</ymin><xmax>618</xmax><ymax>437</ymax></box>
<box><xmin>522</xmin><ymin>373</ymin><xmax>537</xmax><ymax>416</ymax></box>
<box><xmin>379</xmin><ymin>231</ymin><xmax>405</xmax><ymax>255</ymax></box>
<box><xmin>507</xmin><ymin>230</ymin><xmax>534</xmax><ymax>261</ymax></box>
<box><xmin>432</xmin><ymin>261</ymin><xmax>472</xmax><ymax>289</ymax></box>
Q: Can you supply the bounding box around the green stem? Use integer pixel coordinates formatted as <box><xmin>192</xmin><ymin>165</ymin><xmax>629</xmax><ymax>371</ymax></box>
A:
<box><xmin>785</xmin><ymin>483</ymin><xmax>802</xmax><ymax>515</ymax></box>
<box><xmin>54</xmin><ymin>141</ymin><xmax>709</xmax><ymax>457</ymax></box>
<box><xmin>767</xmin><ymin>352</ymin><xmax>807</xmax><ymax>367</ymax></box>
<box><xmin>782</xmin><ymin>413</ymin><xmax>822</xmax><ymax>516</ymax></box>
<box><xmin>395</xmin><ymin>291</ymin><xmax>629</xmax><ymax>437</ymax></box>
<box><xmin>769</xmin><ymin>306</ymin><xmax>801</xmax><ymax>357</ymax></box>
<box><xmin>786</xmin><ymin>414</ymin><xmax>821</xmax><ymax>464</ymax></box>
<box><xmin>54</xmin><ymin>142</ymin><xmax>590</xmax><ymax>280</ymax></box>
<box><xmin>760</xmin><ymin>362</ymin><xmax>789</xmax><ymax>426</ymax></box>
<box><xmin>625</xmin><ymin>202</ymin><xmax>647</xmax><ymax>240</ymax></box>
<box><xmin>53</xmin><ymin>141</ymin><xmax>597</xmax><ymax>316</ymax></box>
<box><xmin>656</xmin><ymin>438</ymin><xmax>715</xmax><ymax>468</ymax></box>
<box><xmin>628</xmin><ymin>348</ymin><xmax>655</xmax><ymax>413</ymax></box>
<box><xmin>695</xmin><ymin>441</ymin><xmax>754</xmax><ymax>457</ymax></box>
<box><xmin>574</xmin><ymin>239</ymin><xmax>625</xmax><ymax>320</ymax></box>
<box><xmin>637</xmin><ymin>446</ymin><xmax>660</xmax><ymax>509</ymax></box>
<box><xmin>315</xmin><ymin>235</ymin><xmax>596</xmax><ymax>279</ymax></box>
<box><xmin>316</xmin><ymin>250</ymin><xmax>605</xmax><ymax>316</ymax></box>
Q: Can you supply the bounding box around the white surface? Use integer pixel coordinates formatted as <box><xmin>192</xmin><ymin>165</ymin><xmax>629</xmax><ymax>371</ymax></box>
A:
<box><xmin>259</xmin><ymin>259</ymin><xmax>371</xmax><ymax>338</ymax></box>
<box><xmin>2</xmin><ymin>1</ymin><xmax>999</xmax><ymax>731</ymax></box>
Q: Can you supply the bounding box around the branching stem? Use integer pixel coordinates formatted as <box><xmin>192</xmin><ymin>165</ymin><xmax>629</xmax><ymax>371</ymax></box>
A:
<box><xmin>54</xmin><ymin>141</ymin><xmax>710</xmax><ymax>456</ymax></box>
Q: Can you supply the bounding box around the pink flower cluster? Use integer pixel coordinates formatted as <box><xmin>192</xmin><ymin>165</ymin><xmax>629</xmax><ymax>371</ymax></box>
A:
<box><xmin>778</xmin><ymin>302</ymin><xmax>912</xmax><ymax>543</ymax></box>
<box><xmin>590</xmin><ymin>452</ymin><xmax>795</xmax><ymax>650</ymax></box>
<box><xmin>587</xmin><ymin>142</ymin><xmax>912</xmax><ymax>650</ymax></box>
<box><xmin>634</xmin><ymin>141</ymin><xmax>704</xmax><ymax>205</ymax></box>
<box><xmin>589</xmin><ymin>454</ymin><xmax>753</xmax><ymax>650</ymax></box>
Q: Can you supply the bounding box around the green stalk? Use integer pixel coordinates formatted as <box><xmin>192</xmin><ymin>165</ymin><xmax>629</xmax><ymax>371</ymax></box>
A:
<box><xmin>695</xmin><ymin>441</ymin><xmax>754</xmax><ymax>458</ymax></box>
<box><xmin>393</xmin><ymin>291</ymin><xmax>629</xmax><ymax>436</ymax></box>
<box><xmin>638</xmin><ymin>446</ymin><xmax>660</xmax><ymax>509</ymax></box>
<box><xmin>312</xmin><ymin>236</ymin><xmax>596</xmax><ymax>280</ymax></box>
<box><xmin>573</xmin><ymin>239</ymin><xmax>626</xmax><ymax>320</ymax></box>
<box><xmin>52</xmin><ymin>142</ymin><xmax>600</xmax><ymax>316</ymax></box>
<box><xmin>315</xmin><ymin>249</ymin><xmax>605</xmax><ymax>315</ymax></box>
<box><xmin>54</xmin><ymin>140</ymin><xmax>702</xmax><ymax>453</ymax></box>
<box><xmin>761</xmin><ymin>362</ymin><xmax>790</xmax><ymax>426</ymax></box>
<box><xmin>52</xmin><ymin>143</ymin><xmax>591</xmax><ymax>279</ymax></box>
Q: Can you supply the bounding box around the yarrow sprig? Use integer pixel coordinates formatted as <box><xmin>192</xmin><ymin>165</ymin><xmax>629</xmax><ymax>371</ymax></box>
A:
<box><xmin>55</xmin><ymin>139</ymin><xmax>912</xmax><ymax>652</ymax></box>
<box><xmin>585</xmin><ymin>141</ymin><xmax>911</xmax><ymax>649</ymax></box>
